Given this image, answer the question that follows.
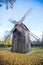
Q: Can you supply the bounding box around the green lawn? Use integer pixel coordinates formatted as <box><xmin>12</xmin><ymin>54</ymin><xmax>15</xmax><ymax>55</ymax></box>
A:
<box><xmin>32</xmin><ymin>47</ymin><xmax>43</xmax><ymax>55</ymax></box>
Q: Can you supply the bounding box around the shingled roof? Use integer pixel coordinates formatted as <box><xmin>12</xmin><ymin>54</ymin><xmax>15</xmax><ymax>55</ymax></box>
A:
<box><xmin>20</xmin><ymin>23</ymin><xmax>29</xmax><ymax>31</ymax></box>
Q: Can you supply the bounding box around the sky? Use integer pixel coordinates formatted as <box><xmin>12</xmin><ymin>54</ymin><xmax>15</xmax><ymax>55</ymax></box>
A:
<box><xmin>0</xmin><ymin>0</ymin><xmax>43</xmax><ymax>40</ymax></box>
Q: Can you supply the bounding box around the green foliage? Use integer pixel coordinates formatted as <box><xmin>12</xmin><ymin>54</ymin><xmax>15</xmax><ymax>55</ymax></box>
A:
<box><xmin>0</xmin><ymin>0</ymin><xmax>16</xmax><ymax>9</ymax></box>
<box><xmin>0</xmin><ymin>40</ymin><xmax>12</xmax><ymax>47</ymax></box>
<box><xmin>0</xmin><ymin>44</ymin><xmax>6</xmax><ymax>47</ymax></box>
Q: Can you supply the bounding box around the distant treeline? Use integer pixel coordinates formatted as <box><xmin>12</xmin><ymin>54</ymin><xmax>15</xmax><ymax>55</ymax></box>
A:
<box><xmin>31</xmin><ymin>40</ymin><xmax>43</xmax><ymax>47</ymax></box>
<box><xmin>0</xmin><ymin>39</ymin><xmax>43</xmax><ymax>47</ymax></box>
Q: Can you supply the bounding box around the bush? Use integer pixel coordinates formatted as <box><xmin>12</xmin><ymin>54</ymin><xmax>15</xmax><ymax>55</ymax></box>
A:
<box><xmin>0</xmin><ymin>51</ymin><xmax>43</xmax><ymax>65</ymax></box>
<box><xmin>0</xmin><ymin>44</ymin><xmax>6</xmax><ymax>47</ymax></box>
<box><xmin>0</xmin><ymin>44</ymin><xmax>11</xmax><ymax>47</ymax></box>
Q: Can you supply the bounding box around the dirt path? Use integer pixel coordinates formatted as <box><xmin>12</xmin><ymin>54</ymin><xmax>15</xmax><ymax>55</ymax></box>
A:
<box><xmin>26</xmin><ymin>50</ymin><xmax>36</xmax><ymax>55</ymax></box>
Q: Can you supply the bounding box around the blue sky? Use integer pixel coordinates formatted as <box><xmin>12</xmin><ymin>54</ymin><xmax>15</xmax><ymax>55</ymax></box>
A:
<box><xmin>0</xmin><ymin>0</ymin><xmax>43</xmax><ymax>38</ymax></box>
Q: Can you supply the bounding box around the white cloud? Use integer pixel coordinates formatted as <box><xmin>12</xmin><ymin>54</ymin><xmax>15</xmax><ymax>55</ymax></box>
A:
<box><xmin>0</xmin><ymin>30</ymin><xmax>5</xmax><ymax>38</ymax></box>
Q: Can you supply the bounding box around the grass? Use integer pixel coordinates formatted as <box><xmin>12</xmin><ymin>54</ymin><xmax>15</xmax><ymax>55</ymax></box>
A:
<box><xmin>0</xmin><ymin>47</ymin><xmax>43</xmax><ymax>65</ymax></box>
<box><xmin>31</xmin><ymin>47</ymin><xmax>43</xmax><ymax>55</ymax></box>
<box><xmin>0</xmin><ymin>50</ymin><xmax>43</xmax><ymax>65</ymax></box>
<box><xmin>0</xmin><ymin>47</ymin><xmax>11</xmax><ymax>51</ymax></box>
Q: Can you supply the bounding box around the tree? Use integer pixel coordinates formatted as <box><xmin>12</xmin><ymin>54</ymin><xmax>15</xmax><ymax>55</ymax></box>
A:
<box><xmin>0</xmin><ymin>0</ymin><xmax>16</xmax><ymax>9</ymax></box>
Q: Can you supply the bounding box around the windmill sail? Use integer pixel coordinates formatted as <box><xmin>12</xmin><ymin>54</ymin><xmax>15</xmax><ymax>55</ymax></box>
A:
<box><xmin>9</xmin><ymin>8</ymin><xmax>32</xmax><ymax>25</ymax></box>
<box><xmin>18</xmin><ymin>8</ymin><xmax>32</xmax><ymax>25</ymax></box>
<box><xmin>9</xmin><ymin>19</ymin><xmax>17</xmax><ymax>24</ymax></box>
<box><xmin>2</xmin><ymin>26</ymin><xmax>15</xmax><ymax>44</ymax></box>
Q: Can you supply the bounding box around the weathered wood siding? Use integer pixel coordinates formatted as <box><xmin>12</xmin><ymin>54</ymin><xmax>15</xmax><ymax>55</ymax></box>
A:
<box><xmin>11</xmin><ymin>24</ymin><xmax>31</xmax><ymax>53</ymax></box>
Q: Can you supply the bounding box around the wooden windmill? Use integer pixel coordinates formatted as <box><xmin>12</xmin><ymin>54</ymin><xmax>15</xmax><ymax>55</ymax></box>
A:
<box><xmin>3</xmin><ymin>8</ymin><xmax>32</xmax><ymax>53</ymax></box>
